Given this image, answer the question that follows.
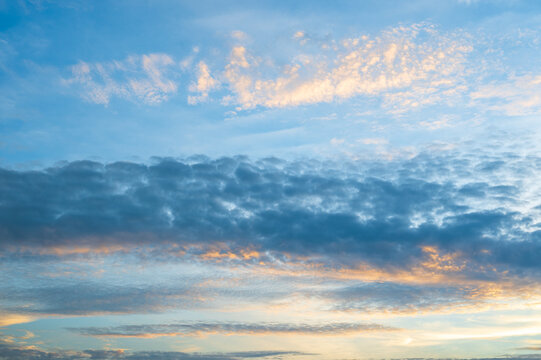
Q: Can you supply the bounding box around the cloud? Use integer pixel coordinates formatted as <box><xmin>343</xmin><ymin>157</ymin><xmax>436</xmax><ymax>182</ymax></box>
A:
<box><xmin>188</xmin><ymin>61</ymin><xmax>220</xmax><ymax>104</ymax></box>
<box><xmin>70</xmin><ymin>321</ymin><xmax>397</xmax><ymax>338</ymax></box>
<box><xmin>231</xmin><ymin>31</ymin><xmax>248</xmax><ymax>41</ymax></box>
<box><xmin>2</xmin><ymin>340</ymin><xmax>541</xmax><ymax>360</ymax></box>
<box><xmin>330</xmin><ymin>138</ymin><xmax>345</xmax><ymax>145</ymax></box>
<box><xmin>65</xmin><ymin>24</ymin><xmax>473</xmax><ymax>112</ymax></box>
<box><xmin>0</xmin><ymin>152</ymin><xmax>540</xmax><ymax>275</ymax></box>
<box><xmin>325</xmin><ymin>282</ymin><xmax>477</xmax><ymax>313</ymax></box>
<box><xmin>0</xmin><ymin>313</ymin><xmax>35</xmax><ymax>327</ymax></box>
<box><xmin>63</xmin><ymin>24</ymin><xmax>481</xmax><ymax>113</ymax></box>
<box><xmin>215</xmin><ymin>23</ymin><xmax>471</xmax><ymax>111</ymax></box>
<box><xmin>471</xmin><ymin>74</ymin><xmax>541</xmax><ymax>116</ymax></box>
<box><xmin>2</xmin><ymin>150</ymin><xmax>541</xmax><ymax>318</ymax></box>
<box><xmin>0</xmin><ymin>341</ymin><xmax>310</xmax><ymax>360</ymax></box>
<box><xmin>360</xmin><ymin>138</ymin><xmax>388</xmax><ymax>145</ymax></box>
<box><xmin>65</xmin><ymin>53</ymin><xmax>178</xmax><ymax>105</ymax></box>
<box><xmin>1</xmin><ymin>282</ymin><xmax>201</xmax><ymax>315</ymax></box>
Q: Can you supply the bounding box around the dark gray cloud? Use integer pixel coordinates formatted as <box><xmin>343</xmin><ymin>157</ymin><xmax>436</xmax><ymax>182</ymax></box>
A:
<box><xmin>0</xmin><ymin>153</ymin><xmax>540</xmax><ymax>276</ymax></box>
<box><xmin>69</xmin><ymin>321</ymin><xmax>397</xmax><ymax>337</ymax></box>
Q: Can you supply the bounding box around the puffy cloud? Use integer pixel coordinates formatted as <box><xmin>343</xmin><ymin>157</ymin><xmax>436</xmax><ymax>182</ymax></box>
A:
<box><xmin>65</xmin><ymin>53</ymin><xmax>178</xmax><ymax>105</ymax></box>
<box><xmin>2</xmin><ymin>151</ymin><xmax>541</xmax><ymax>316</ymax></box>
<box><xmin>0</xmin><ymin>152</ymin><xmax>540</xmax><ymax>275</ymax></box>
<box><xmin>217</xmin><ymin>24</ymin><xmax>471</xmax><ymax>111</ymax></box>
<box><xmin>63</xmin><ymin>24</ymin><xmax>480</xmax><ymax>113</ymax></box>
<box><xmin>66</xmin><ymin>24</ymin><xmax>474</xmax><ymax>112</ymax></box>
<box><xmin>188</xmin><ymin>61</ymin><xmax>220</xmax><ymax>104</ymax></box>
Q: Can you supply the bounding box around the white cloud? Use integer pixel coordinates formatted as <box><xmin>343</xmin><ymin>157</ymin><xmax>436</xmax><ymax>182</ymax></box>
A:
<box><xmin>66</xmin><ymin>53</ymin><xmax>178</xmax><ymax>105</ymax></box>
<box><xmin>360</xmin><ymin>138</ymin><xmax>388</xmax><ymax>145</ymax></box>
<box><xmin>67</xmin><ymin>24</ymin><xmax>477</xmax><ymax>113</ymax></box>
<box><xmin>293</xmin><ymin>31</ymin><xmax>305</xmax><ymax>39</ymax></box>
<box><xmin>418</xmin><ymin>115</ymin><xmax>453</xmax><ymax>130</ymax></box>
<box><xmin>330</xmin><ymin>138</ymin><xmax>345</xmax><ymax>145</ymax></box>
<box><xmin>470</xmin><ymin>74</ymin><xmax>541</xmax><ymax>116</ymax></box>
<box><xmin>180</xmin><ymin>47</ymin><xmax>200</xmax><ymax>71</ymax></box>
<box><xmin>231</xmin><ymin>30</ymin><xmax>248</xmax><ymax>41</ymax></box>
<box><xmin>456</xmin><ymin>0</ymin><xmax>481</xmax><ymax>4</ymax></box>
<box><xmin>130</xmin><ymin>54</ymin><xmax>177</xmax><ymax>104</ymax></box>
<box><xmin>205</xmin><ymin>24</ymin><xmax>472</xmax><ymax>111</ymax></box>
<box><xmin>188</xmin><ymin>61</ymin><xmax>219</xmax><ymax>104</ymax></box>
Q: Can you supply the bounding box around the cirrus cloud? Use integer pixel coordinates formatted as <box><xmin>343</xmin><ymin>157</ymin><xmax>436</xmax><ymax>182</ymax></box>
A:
<box><xmin>65</xmin><ymin>53</ymin><xmax>178</xmax><ymax>105</ymax></box>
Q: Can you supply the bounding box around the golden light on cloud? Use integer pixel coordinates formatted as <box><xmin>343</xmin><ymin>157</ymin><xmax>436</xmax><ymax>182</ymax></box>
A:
<box><xmin>0</xmin><ymin>313</ymin><xmax>36</xmax><ymax>327</ymax></box>
<box><xmin>197</xmin><ymin>24</ymin><xmax>474</xmax><ymax>112</ymax></box>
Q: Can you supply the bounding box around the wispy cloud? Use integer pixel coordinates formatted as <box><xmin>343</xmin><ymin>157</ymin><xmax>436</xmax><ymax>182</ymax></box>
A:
<box><xmin>0</xmin><ymin>341</ymin><xmax>310</xmax><ymax>360</ymax></box>
<box><xmin>471</xmin><ymin>74</ymin><xmax>541</xmax><ymax>116</ymax></box>
<box><xmin>65</xmin><ymin>53</ymin><xmax>178</xmax><ymax>105</ymax></box>
<box><xmin>0</xmin><ymin>313</ymin><xmax>35</xmax><ymax>327</ymax></box>
<box><xmin>70</xmin><ymin>321</ymin><xmax>397</xmax><ymax>338</ymax></box>
<box><xmin>1</xmin><ymin>282</ymin><xmax>203</xmax><ymax>315</ymax></box>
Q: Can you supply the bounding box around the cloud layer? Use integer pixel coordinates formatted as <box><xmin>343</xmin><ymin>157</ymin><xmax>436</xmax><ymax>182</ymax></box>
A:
<box><xmin>1</xmin><ymin>149</ymin><xmax>541</xmax><ymax>320</ymax></box>
<box><xmin>70</xmin><ymin>322</ymin><xmax>396</xmax><ymax>338</ymax></box>
<box><xmin>1</xmin><ymin>152</ymin><xmax>540</xmax><ymax>276</ymax></box>
<box><xmin>0</xmin><ymin>342</ymin><xmax>309</xmax><ymax>360</ymax></box>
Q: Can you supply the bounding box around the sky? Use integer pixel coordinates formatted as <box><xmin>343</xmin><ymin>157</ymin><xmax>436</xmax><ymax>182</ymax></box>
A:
<box><xmin>1</xmin><ymin>0</ymin><xmax>541</xmax><ymax>359</ymax></box>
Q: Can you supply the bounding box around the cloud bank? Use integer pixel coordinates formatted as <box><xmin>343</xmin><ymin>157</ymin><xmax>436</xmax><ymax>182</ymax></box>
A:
<box><xmin>2</xmin><ymin>149</ymin><xmax>541</xmax><ymax>319</ymax></box>
<box><xmin>1</xmin><ymin>152</ymin><xmax>540</xmax><ymax>274</ymax></box>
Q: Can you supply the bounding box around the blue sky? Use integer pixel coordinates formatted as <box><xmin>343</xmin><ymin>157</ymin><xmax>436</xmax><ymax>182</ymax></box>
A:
<box><xmin>2</xmin><ymin>1</ymin><xmax>541</xmax><ymax>360</ymax></box>
<box><xmin>2</xmin><ymin>0</ymin><xmax>540</xmax><ymax>165</ymax></box>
